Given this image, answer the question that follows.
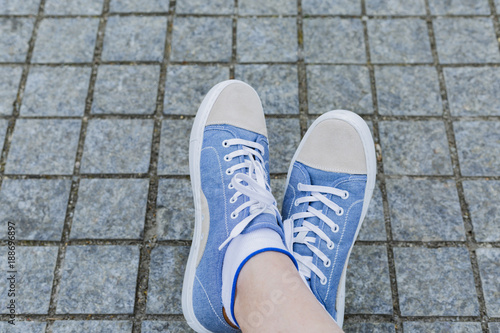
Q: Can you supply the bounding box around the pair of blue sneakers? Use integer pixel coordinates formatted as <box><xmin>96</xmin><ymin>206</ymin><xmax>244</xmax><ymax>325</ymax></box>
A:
<box><xmin>182</xmin><ymin>80</ymin><xmax>376</xmax><ymax>332</ymax></box>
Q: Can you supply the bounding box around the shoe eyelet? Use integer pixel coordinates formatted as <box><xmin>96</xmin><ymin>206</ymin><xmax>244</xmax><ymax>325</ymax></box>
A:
<box><xmin>336</xmin><ymin>208</ymin><xmax>344</xmax><ymax>216</ymax></box>
<box><xmin>224</xmin><ymin>155</ymin><xmax>231</xmax><ymax>162</ymax></box>
<box><xmin>320</xmin><ymin>277</ymin><xmax>327</xmax><ymax>285</ymax></box>
<box><xmin>226</xmin><ymin>169</ymin><xmax>234</xmax><ymax>175</ymax></box>
<box><xmin>324</xmin><ymin>259</ymin><xmax>331</xmax><ymax>267</ymax></box>
<box><xmin>229</xmin><ymin>197</ymin><xmax>237</xmax><ymax>204</ymax></box>
<box><xmin>230</xmin><ymin>212</ymin><xmax>238</xmax><ymax>219</ymax></box>
<box><xmin>331</xmin><ymin>225</ymin><xmax>339</xmax><ymax>233</ymax></box>
<box><xmin>222</xmin><ymin>140</ymin><xmax>229</xmax><ymax>147</ymax></box>
<box><xmin>342</xmin><ymin>191</ymin><xmax>349</xmax><ymax>200</ymax></box>
<box><xmin>327</xmin><ymin>242</ymin><xmax>334</xmax><ymax>250</ymax></box>
<box><xmin>228</xmin><ymin>183</ymin><xmax>234</xmax><ymax>189</ymax></box>
<box><xmin>294</xmin><ymin>200</ymin><xmax>299</xmax><ymax>207</ymax></box>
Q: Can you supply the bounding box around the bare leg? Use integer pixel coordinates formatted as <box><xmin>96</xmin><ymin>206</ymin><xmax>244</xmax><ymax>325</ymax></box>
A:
<box><xmin>234</xmin><ymin>251</ymin><xmax>344</xmax><ymax>333</ymax></box>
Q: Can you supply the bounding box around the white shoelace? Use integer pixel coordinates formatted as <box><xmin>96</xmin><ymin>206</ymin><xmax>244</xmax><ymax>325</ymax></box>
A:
<box><xmin>218</xmin><ymin>138</ymin><xmax>279</xmax><ymax>250</ymax></box>
<box><xmin>283</xmin><ymin>183</ymin><xmax>349</xmax><ymax>285</ymax></box>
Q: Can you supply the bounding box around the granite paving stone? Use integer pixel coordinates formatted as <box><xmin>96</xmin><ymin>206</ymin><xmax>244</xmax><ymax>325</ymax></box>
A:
<box><xmin>71</xmin><ymin>179</ymin><xmax>149</xmax><ymax>239</ymax></box>
<box><xmin>238</xmin><ymin>18</ymin><xmax>297</xmax><ymax>63</ymax></box>
<box><xmin>0</xmin><ymin>246</ymin><xmax>58</xmax><ymax>314</ymax></box>
<box><xmin>0</xmin><ymin>179</ymin><xmax>71</xmax><ymax>241</ymax></box>
<box><xmin>0</xmin><ymin>322</ymin><xmax>46</xmax><ymax>333</ymax></box>
<box><xmin>102</xmin><ymin>16</ymin><xmax>167</xmax><ymax>62</ymax></box>
<box><xmin>32</xmin><ymin>18</ymin><xmax>99</xmax><ymax>63</ymax></box>
<box><xmin>0</xmin><ymin>18</ymin><xmax>35</xmax><ymax>62</ymax></box>
<box><xmin>235</xmin><ymin>65</ymin><xmax>299</xmax><ymax>115</ymax></box>
<box><xmin>463</xmin><ymin>180</ymin><xmax>500</xmax><ymax>242</ymax></box>
<box><xmin>433</xmin><ymin>18</ymin><xmax>500</xmax><ymax>64</ymax></box>
<box><xmin>345</xmin><ymin>245</ymin><xmax>392</xmax><ymax>314</ymax></box>
<box><xmin>379</xmin><ymin>120</ymin><xmax>452</xmax><ymax>175</ymax></box>
<box><xmin>303</xmin><ymin>19</ymin><xmax>365</xmax><ymax>64</ymax></box>
<box><xmin>491</xmin><ymin>323</ymin><xmax>500</xmax><ymax>333</ymax></box>
<box><xmin>171</xmin><ymin>17</ymin><xmax>232</xmax><ymax>62</ymax></box>
<box><xmin>21</xmin><ymin>66</ymin><xmax>91</xmax><ymax>117</ymax></box>
<box><xmin>428</xmin><ymin>0</ymin><xmax>491</xmax><ymax>14</ymax></box>
<box><xmin>239</xmin><ymin>0</ymin><xmax>296</xmax><ymax>15</ymax></box>
<box><xmin>403</xmin><ymin>322</ymin><xmax>482</xmax><ymax>332</ymax></box>
<box><xmin>302</xmin><ymin>0</ymin><xmax>361</xmax><ymax>15</ymax></box>
<box><xmin>307</xmin><ymin>65</ymin><xmax>372</xmax><ymax>114</ymax></box>
<box><xmin>44</xmin><ymin>0</ymin><xmax>103</xmax><ymax>15</ymax></box>
<box><xmin>394</xmin><ymin>247</ymin><xmax>479</xmax><ymax>316</ymax></box>
<box><xmin>496</xmin><ymin>0</ymin><xmax>500</xmax><ymax>12</ymax></box>
<box><xmin>158</xmin><ymin>118</ymin><xmax>192</xmax><ymax>175</ymax></box>
<box><xmin>109</xmin><ymin>0</ymin><xmax>169</xmax><ymax>12</ymax></box>
<box><xmin>368</xmin><ymin>19</ymin><xmax>432</xmax><ymax>64</ymax></box>
<box><xmin>142</xmin><ymin>321</ymin><xmax>195</xmax><ymax>333</ymax></box>
<box><xmin>358</xmin><ymin>181</ymin><xmax>386</xmax><ymax>241</ymax></box>
<box><xmin>342</xmin><ymin>322</ymin><xmax>396</xmax><ymax>332</ymax></box>
<box><xmin>156</xmin><ymin>178</ymin><xmax>194</xmax><ymax>240</ymax></box>
<box><xmin>0</xmin><ymin>66</ymin><xmax>22</xmax><ymax>115</ymax></box>
<box><xmin>92</xmin><ymin>65</ymin><xmax>160</xmax><ymax>115</ymax></box>
<box><xmin>0</xmin><ymin>0</ymin><xmax>40</xmax><ymax>14</ymax></box>
<box><xmin>386</xmin><ymin>178</ymin><xmax>465</xmax><ymax>241</ymax></box>
<box><xmin>444</xmin><ymin>67</ymin><xmax>500</xmax><ymax>116</ymax></box>
<box><xmin>267</xmin><ymin>118</ymin><xmax>300</xmax><ymax>173</ymax></box>
<box><xmin>80</xmin><ymin>119</ymin><xmax>154</xmax><ymax>174</ymax></box>
<box><xmin>52</xmin><ymin>321</ymin><xmax>133</xmax><ymax>333</ymax></box>
<box><xmin>375</xmin><ymin>66</ymin><xmax>442</xmax><ymax>116</ymax></box>
<box><xmin>164</xmin><ymin>65</ymin><xmax>229</xmax><ymax>115</ymax></box>
<box><xmin>366</xmin><ymin>0</ymin><xmax>426</xmax><ymax>15</ymax></box>
<box><xmin>57</xmin><ymin>245</ymin><xmax>140</xmax><ymax>314</ymax></box>
<box><xmin>271</xmin><ymin>177</ymin><xmax>286</xmax><ymax>213</ymax></box>
<box><xmin>454</xmin><ymin>121</ymin><xmax>500</xmax><ymax>176</ymax></box>
<box><xmin>175</xmin><ymin>0</ymin><xmax>234</xmax><ymax>14</ymax></box>
<box><xmin>146</xmin><ymin>246</ymin><xmax>189</xmax><ymax>314</ymax></box>
<box><xmin>476</xmin><ymin>248</ymin><xmax>500</xmax><ymax>317</ymax></box>
<box><xmin>5</xmin><ymin>119</ymin><xmax>81</xmax><ymax>175</ymax></box>
<box><xmin>0</xmin><ymin>119</ymin><xmax>8</xmax><ymax>152</ymax></box>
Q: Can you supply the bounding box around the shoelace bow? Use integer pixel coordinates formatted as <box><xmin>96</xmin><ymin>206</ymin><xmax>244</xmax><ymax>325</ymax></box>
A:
<box><xmin>218</xmin><ymin>138</ymin><xmax>279</xmax><ymax>250</ymax></box>
<box><xmin>284</xmin><ymin>183</ymin><xmax>349</xmax><ymax>285</ymax></box>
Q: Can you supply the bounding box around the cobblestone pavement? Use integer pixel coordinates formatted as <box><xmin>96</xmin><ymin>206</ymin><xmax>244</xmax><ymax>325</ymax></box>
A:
<box><xmin>0</xmin><ymin>0</ymin><xmax>499</xmax><ymax>332</ymax></box>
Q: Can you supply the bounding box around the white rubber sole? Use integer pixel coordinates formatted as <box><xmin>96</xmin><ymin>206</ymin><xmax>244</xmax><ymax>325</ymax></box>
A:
<box><xmin>283</xmin><ymin>110</ymin><xmax>377</xmax><ymax>328</ymax></box>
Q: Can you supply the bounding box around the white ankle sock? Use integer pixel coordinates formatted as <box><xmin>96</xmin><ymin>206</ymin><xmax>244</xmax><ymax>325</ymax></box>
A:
<box><xmin>221</xmin><ymin>228</ymin><xmax>289</xmax><ymax>327</ymax></box>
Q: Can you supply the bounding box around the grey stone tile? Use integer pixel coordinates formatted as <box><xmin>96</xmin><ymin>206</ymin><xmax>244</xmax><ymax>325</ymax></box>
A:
<box><xmin>156</xmin><ymin>178</ymin><xmax>194</xmax><ymax>240</ymax></box>
<box><xmin>0</xmin><ymin>18</ymin><xmax>35</xmax><ymax>62</ymax></box>
<box><xmin>271</xmin><ymin>177</ymin><xmax>286</xmax><ymax>213</ymax></box>
<box><xmin>0</xmin><ymin>0</ymin><xmax>40</xmax><ymax>14</ymax></box>
<box><xmin>302</xmin><ymin>0</ymin><xmax>361</xmax><ymax>15</ymax></box>
<box><xmin>0</xmin><ymin>119</ymin><xmax>8</xmax><ymax>152</ymax></box>
<box><xmin>343</xmin><ymin>323</ymin><xmax>396</xmax><ymax>333</ymax></box>
<box><xmin>102</xmin><ymin>16</ymin><xmax>167</xmax><ymax>62</ymax></box>
<box><xmin>92</xmin><ymin>65</ymin><xmax>160</xmax><ymax>115</ymax></box>
<box><xmin>345</xmin><ymin>245</ymin><xmax>392</xmax><ymax>314</ymax></box>
<box><xmin>164</xmin><ymin>65</ymin><xmax>229</xmax><ymax>115</ymax></box>
<box><xmin>303</xmin><ymin>18</ymin><xmax>365</xmax><ymax>64</ymax></box>
<box><xmin>171</xmin><ymin>17</ymin><xmax>232</xmax><ymax>62</ymax></box>
<box><xmin>0</xmin><ymin>321</ymin><xmax>46</xmax><ymax>332</ymax></box>
<box><xmin>235</xmin><ymin>65</ymin><xmax>299</xmax><ymax>115</ymax></box>
<box><xmin>158</xmin><ymin>118</ymin><xmax>192</xmax><ymax>175</ymax></box>
<box><xmin>386</xmin><ymin>178</ymin><xmax>464</xmax><ymax>241</ymax></box>
<box><xmin>110</xmin><ymin>0</ymin><xmax>169</xmax><ymax>12</ymax></box>
<box><xmin>463</xmin><ymin>181</ymin><xmax>500</xmax><ymax>242</ymax></box>
<box><xmin>375</xmin><ymin>66</ymin><xmax>442</xmax><ymax>116</ymax></box>
<box><xmin>81</xmin><ymin>119</ymin><xmax>154</xmax><ymax>174</ymax></box>
<box><xmin>433</xmin><ymin>18</ymin><xmax>500</xmax><ymax>64</ymax></box>
<box><xmin>358</xmin><ymin>181</ymin><xmax>386</xmax><ymax>241</ymax></box>
<box><xmin>52</xmin><ymin>321</ymin><xmax>133</xmax><ymax>333</ymax></box>
<box><xmin>394</xmin><ymin>247</ymin><xmax>479</xmax><ymax>316</ymax></box>
<box><xmin>0</xmin><ymin>66</ymin><xmax>22</xmax><ymax>115</ymax></box>
<box><xmin>176</xmin><ymin>0</ymin><xmax>234</xmax><ymax>14</ymax></box>
<box><xmin>403</xmin><ymin>322</ymin><xmax>482</xmax><ymax>332</ymax></box>
<box><xmin>5</xmin><ymin>119</ymin><xmax>81</xmax><ymax>175</ymax></box>
<box><xmin>239</xmin><ymin>0</ymin><xmax>296</xmax><ymax>15</ymax></box>
<box><xmin>307</xmin><ymin>65</ymin><xmax>372</xmax><ymax>114</ymax></box>
<box><xmin>444</xmin><ymin>67</ymin><xmax>500</xmax><ymax>116</ymax></box>
<box><xmin>496</xmin><ymin>0</ymin><xmax>500</xmax><ymax>12</ymax></box>
<box><xmin>142</xmin><ymin>321</ymin><xmax>195</xmax><ymax>333</ymax></box>
<box><xmin>57</xmin><ymin>245</ymin><xmax>140</xmax><ymax>314</ymax></box>
<box><xmin>32</xmin><ymin>18</ymin><xmax>99</xmax><ymax>63</ymax></box>
<box><xmin>366</xmin><ymin>0</ymin><xmax>426</xmax><ymax>15</ymax></box>
<box><xmin>267</xmin><ymin>118</ymin><xmax>300</xmax><ymax>173</ymax></box>
<box><xmin>368</xmin><ymin>19</ymin><xmax>432</xmax><ymax>64</ymax></box>
<box><xmin>477</xmin><ymin>248</ymin><xmax>500</xmax><ymax>317</ymax></box>
<box><xmin>0</xmin><ymin>179</ymin><xmax>71</xmax><ymax>241</ymax></box>
<box><xmin>491</xmin><ymin>323</ymin><xmax>500</xmax><ymax>333</ymax></box>
<box><xmin>45</xmin><ymin>0</ymin><xmax>103</xmax><ymax>15</ymax></box>
<box><xmin>379</xmin><ymin>120</ymin><xmax>452</xmax><ymax>175</ymax></box>
<box><xmin>429</xmin><ymin>0</ymin><xmax>490</xmax><ymax>14</ymax></box>
<box><xmin>454</xmin><ymin>121</ymin><xmax>500</xmax><ymax>176</ymax></box>
<box><xmin>238</xmin><ymin>18</ymin><xmax>297</xmax><ymax>63</ymax></box>
<box><xmin>146</xmin><ymin>246</ymin><xmax>189</xmax><ymax>314</ymax></box>
<box><xmin>71</xmin><ymin>179</ymin><xmax>149</xmax><ymax>239</ymax></box>
<box><xmin>0</xmin><ymin>246</ymin><xmax>58</xmax><ymax>314</ymax></box>
<box><xmin>21</xmin><ymin>66</ymin><xmax>91</xmax><ymax>117</ymax></box>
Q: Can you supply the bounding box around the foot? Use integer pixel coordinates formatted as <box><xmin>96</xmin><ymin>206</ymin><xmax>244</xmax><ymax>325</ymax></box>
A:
<box><xmin>282</xmin><ymin>110</ymin><xmax>376</xmax><ymax>328</ymax></box>
<box><xmin>182</xmin><ymin>80</ymin><xmax>295</xmax><ymax>333</ymax></box>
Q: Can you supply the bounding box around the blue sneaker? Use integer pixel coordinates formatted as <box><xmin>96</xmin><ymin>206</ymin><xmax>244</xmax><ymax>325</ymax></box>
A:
<box><xmin>182</xmin><ymin>80</ymin><xmax>295</xmax><ymax>333</ymax></box>
<box><xmin>282</xmin><ymin>110</ymin><xmax>376</xmax><ymax>328</ymax></box>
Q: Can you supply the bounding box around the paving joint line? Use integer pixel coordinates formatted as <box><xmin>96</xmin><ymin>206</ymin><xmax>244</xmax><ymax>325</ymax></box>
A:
<box><xmin>296</xmin><ymin>0</ymin><xmax>309</xmax><ymax>137</ymax></box>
